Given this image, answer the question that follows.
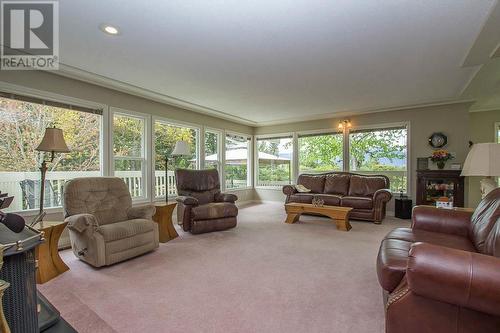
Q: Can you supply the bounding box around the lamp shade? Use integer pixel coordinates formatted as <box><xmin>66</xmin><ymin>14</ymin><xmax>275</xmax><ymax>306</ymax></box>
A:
<box><xmin>171</xmin><ymin>140</ymin><xmax>191</xmax><ymax>156</ymax></box>
<box><xmin>461</xmin><ymin>143</ymin><xmax>500</xmax><ymax>177</ymax></box>
<box><xmin>35</xmin><ymin>127</ymin><xmax>70</xmax><ymax>153</ymax></box>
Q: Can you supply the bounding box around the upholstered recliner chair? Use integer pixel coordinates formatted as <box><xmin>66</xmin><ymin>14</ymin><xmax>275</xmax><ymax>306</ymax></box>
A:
<box><xmin>63</xmin><ymin>177</ymin><xmax>159</xmax><ymax>267</ymax></box>
<box><xmin>175</xmin><ymin>169</ymin><xmax>238</xmax><ymax>234</ymax></box>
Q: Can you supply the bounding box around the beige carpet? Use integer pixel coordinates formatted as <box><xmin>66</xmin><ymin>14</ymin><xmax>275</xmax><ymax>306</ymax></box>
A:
<box><xmin>38</xmin><ymin>202</ymin><xmax>408</xmax><ymax>333</ymax></box>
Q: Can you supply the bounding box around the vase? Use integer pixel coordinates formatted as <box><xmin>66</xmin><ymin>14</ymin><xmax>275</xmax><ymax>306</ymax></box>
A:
<box><xmin>437</xmin><ymin>161</ymin><xmax>446</xmax><ymax>169</ymax></box>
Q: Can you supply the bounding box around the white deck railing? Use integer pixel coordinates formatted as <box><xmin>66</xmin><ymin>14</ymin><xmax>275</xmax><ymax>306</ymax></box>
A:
<box><xmin>0</xmin><ymin>171</ymin><xmax>250</xmax><ymax>212</ymax></box>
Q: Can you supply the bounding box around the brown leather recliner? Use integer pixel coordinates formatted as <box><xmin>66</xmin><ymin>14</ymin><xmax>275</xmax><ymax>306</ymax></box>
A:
<box><xmin>377</xmin><ymin>188</ymin><xmax>500</xmax><ymax>333</ymax></box>
<box><xmin>283</xmin><ymin>172</ymin><xmax>392</xmax><ymax>223</ymax></box>
<box><xmin>175</xmin><ymin>169</ymin><xmax>238</xmax><ymax>234</ymax></box>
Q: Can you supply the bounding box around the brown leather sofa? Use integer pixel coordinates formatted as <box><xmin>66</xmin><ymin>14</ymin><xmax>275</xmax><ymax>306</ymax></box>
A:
<box><xmin>282</xmin><ymin>172</ymin><xmax>392</xmax><ymax>223</ymax></box>
<box><xmin>377</xmin><ymin>188</ymin><xmax>500</xmax><ymax>333</ymax></box>
<box><xmin>175</xmin><ymin>169</ymin><xmax>238</xmax><ymax>234</ymax></box>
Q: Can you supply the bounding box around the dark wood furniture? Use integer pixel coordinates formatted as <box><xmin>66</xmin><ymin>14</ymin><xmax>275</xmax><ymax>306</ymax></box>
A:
<box><xmin>416</xmin><ymin>170</ymin><xmax>464</xmax><ymax>207</ymax></box>
<box><xmin>395</xmin><ymin>197</ymin><xmax>412</xmax><ymax>219</ymax></box>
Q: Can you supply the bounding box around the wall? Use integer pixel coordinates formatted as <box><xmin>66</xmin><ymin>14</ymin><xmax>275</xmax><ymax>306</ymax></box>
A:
<box><xmin>468</xmin><ymin>109</ymin><xmax>500</xmax><ymax>207</ymax></box>
<box><xmin>254</xmin><ymin>102</ymin><xmax>472</xmax><ymax>209</ymax></box>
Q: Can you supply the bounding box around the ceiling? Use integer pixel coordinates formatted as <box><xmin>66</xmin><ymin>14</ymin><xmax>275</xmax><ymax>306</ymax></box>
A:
<box><xmin>57</xmin><ymin>0</ymin><xmax>498</xmax><ymax>125</ymax></box>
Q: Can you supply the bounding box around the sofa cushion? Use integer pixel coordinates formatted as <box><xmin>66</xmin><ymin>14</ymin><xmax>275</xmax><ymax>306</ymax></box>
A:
<box><xmin>289</xmin><ymin>193</ymin><xmax>314</xmax><ymax>204</ymax></box>
<box><xmin>385</xmin><ymin>228</ymin><xmax>476</xmax><ymax>252</ymax></box>
<box><xmin>348</xmin><ymin>175</ymin><xmax>387</xmax><ymax>197</ymax></box>
<box><xmin>192</xmin><ymin>202</ymin><xmax>238</xmax><ymax>220</ymax></box>
<box><xmin>99</xmin><ymin>219</ymin><xmax>155</xmax><ymax>242</ymax></box>
<box><xmin>314</xmin><ymin>194</ymin><xmax>342</xmax><ymax>206</ymax></box>
<box><xmin>324</xmin><ymin>173</ymin><xmax>350</xmax><ymax>195</ymax></box>
<box><xmin>377</xmin><ymin>227</ymin><xmax>476</xmax><ymax>292</ymax></box>
<box><xmin>341</xmin><ymin>196</ymin><xmax>373</xmax><ymax>209</ymax></box>
<box><xmin>297</xmin><ymin>174</ymin><xmax>326</xmax><ymax>193</ymax></box>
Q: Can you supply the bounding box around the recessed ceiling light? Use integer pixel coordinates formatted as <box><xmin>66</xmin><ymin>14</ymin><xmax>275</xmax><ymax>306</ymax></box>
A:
<box><xmin>99</xmin><ymin>24</ymin><xmax>120</xmax><ymax>35</ymax></box>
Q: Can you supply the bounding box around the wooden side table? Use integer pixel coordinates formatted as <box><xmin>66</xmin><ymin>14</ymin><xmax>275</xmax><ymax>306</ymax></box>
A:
<box><xmin>152</xmin><ymin>202</ymin><xmax>178</xmax><ymax>243</ymax></box>
<box><xmin>34</xmin><ymin>221</ymin><xmax>70</xmax><ymax>284</ymax></box>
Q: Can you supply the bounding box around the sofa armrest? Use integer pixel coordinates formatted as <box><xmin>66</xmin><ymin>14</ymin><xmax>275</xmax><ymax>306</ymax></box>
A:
<box><xmin>282</xmin><ymin>185</ymin><xmax>297</xmax><ymax>196</ymax></box>
<box><xmin>407</xmin><ymin>243</ymin><xmax>500</xmax><ymax>317</ymax></box>
<box><xmin>373</xmin><ymin>189</ymin><xmax>392</xmax><ymax>202</ymax></box>
<box><xmin>176</xmin><ymin>196</ymin><xmax>199</xmax><ymax>206</ymax></box>
<box><xmin>411</xmin><ymin>206</ymin><xmax>472</xmax><ymax>237</ymax></box>
<box><xmin>65</xmin><ymin>213</ymin><xmax>99</xmax><ymax>233</ymax></box>
<box><xmin>127</xmin><ymin>204</ymin><xmax>156</xmax><ymax>220</ymax></box>
<box><xmin>215</xmin><ymin>192</ymin><xmax>238</xmax><ymax>203</ymax></box>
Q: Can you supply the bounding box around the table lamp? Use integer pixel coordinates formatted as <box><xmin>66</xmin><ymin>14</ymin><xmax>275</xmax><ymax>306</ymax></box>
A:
<box><xmin>164</xmin><ymin>140</ymin><xmax>191</xmax><ymax>201</ymax></box>
<box><xmin>32</xmin><ymin>127</ymin><xmax>70</xmax><ymax>225</ymax></box>
<box><xmin>461</xmin><ymin>143</ymin><xmax>500</xmax><ymax>198</ymax></box>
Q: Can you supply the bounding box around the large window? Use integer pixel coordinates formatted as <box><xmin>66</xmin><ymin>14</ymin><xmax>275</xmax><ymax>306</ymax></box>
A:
<box><xmin>349</xmin><ymin>126</ymin><xmax>408</xmax><ymax>193</ymax></box>
<box><xmin>154</xmin><ymin>120</ymin><xmax>198</xmax><ymax>198</ymax></box>
<box><xmin>113</xmin><ymin>112</ymin><xmax>146</xmax><ymax>199</ymax></box>
<box><xmin>256</xmin><ymin>136</ymin><xmax>292</xmax><ymax>187</ymax></box>
<box><xmin>298</xmin><ymin>132</ymin><xmax>343</xmax><ymax>173</ymax></box>
<box><xmin>204</xmin><ymin>129</ymin><xmax>221</xmax><ymax>171</ymax></box>
<box><xmin>225</xmin><ymin>133</ymin><xmax>251</xmax><ymax>189</ymax></box>
<box><xmin>0</xmin><ymin>94</ymin><xmax>101</xmax><ymax>212</ymax></box>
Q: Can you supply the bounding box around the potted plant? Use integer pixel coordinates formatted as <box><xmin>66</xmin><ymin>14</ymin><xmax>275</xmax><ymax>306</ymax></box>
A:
<box><xmin>430</xmin><ymin>149</ymin><xmax>453</xmax><ymax>169</ymax></box>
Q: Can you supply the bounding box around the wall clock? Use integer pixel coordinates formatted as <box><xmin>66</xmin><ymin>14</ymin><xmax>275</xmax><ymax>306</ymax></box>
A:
<box><xmin>428</xmin><ymin>132</ymin><xmax>447</xmax><ymax>148</ymax></box>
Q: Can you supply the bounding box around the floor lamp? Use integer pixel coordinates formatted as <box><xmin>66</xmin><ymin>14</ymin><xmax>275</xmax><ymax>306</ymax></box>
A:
<box><xmin>165</xmin><ymin>140</ymin><xmax>191</xmax><ymax>201</ymax></box>
<box><xmin>461</xmin><ymin>142</ymin><xmax>500</xmax><ymax>199</ymax></box>
<box><xmin>32</xmin><ymin>127</ymin><xmax>70</xmax><ymax>226</ymax></box>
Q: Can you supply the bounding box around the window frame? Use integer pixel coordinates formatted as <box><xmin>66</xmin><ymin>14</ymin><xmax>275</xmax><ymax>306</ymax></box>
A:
<box><xmin>224</xmin><ymin>130</ymin><xmax>253</xmax><ymax>191</ymax></box>
<box><xmin>346</xmin><ymin>121</ymin><xmax>410</xmax><ymax>195</ymax></box>
<box><xmin>0</xmin><ymin>82</ymin><xmax>108</xmax><ymax>216</ymax></box>
<box><xmin>203</xmin><ymin>127</ymin><xmax>223</xmax><ymax>174</ymax></box>
<box><xmin>152</xmin><ymin>115</ymin><xmax>201</xmax><ymax>201</ymax></box>
<box><xmin>254</xmin><ymin>132</ymin><xmax>294</xmax><ymax>189</ymax></box>
<box><xmin>110</xmin><ymin>107</ymin><xmax>151</xmax><ymax>203</ymax></box>
<box><xmin>296</xmin><ymin>129</ymin><xmax>344</xmax><ymax>175</ymax></box>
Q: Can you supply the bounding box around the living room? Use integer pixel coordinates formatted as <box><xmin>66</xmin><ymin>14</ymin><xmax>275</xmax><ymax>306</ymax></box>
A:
<box><xmin>0</xmin><ymin>1</ymin><xmax>499</xmax><ymax>332</ymax></box>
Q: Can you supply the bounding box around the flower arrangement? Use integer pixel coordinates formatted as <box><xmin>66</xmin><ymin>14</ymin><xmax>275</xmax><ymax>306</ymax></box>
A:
<box><xmin>429</xmin><ymin>149</ymin><xmax>453</xmax><ymax>169</ymax></box>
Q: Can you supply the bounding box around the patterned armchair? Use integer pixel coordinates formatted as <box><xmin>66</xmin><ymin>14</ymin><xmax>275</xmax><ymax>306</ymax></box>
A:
<box><xmin>63</xmin><ymin>177</ymin><xmax>159</xmax><ymax>267</ymax></box>
<box><xmin>175</xmin><ymin>169</ymin><xmax>238</xmax><ymax>234</ymax></box>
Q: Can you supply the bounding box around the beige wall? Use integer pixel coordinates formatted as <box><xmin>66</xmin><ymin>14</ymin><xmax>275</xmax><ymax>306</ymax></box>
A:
<box><xmin>255</xmin><ymin>103</ymin><xmax>472</xmax><ymax>208</ymax></box>
<box><xmin>468</xmin><ymin>109</ymin><xmax>500</xmax><ymax>207</ymax></box>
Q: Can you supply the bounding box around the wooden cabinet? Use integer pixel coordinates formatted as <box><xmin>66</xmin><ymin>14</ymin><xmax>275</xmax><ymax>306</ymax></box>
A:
<box><xmin>416</xmin><ymin>170</ymin><xmax>464</xmax><ymax>207</ymax></box>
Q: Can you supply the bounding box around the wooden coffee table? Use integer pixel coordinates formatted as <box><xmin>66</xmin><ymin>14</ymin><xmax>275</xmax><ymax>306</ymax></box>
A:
<box><xmin>284</xmin><ymin>203</ymin><xmax>353</xmax><ymax>231</ymax></box>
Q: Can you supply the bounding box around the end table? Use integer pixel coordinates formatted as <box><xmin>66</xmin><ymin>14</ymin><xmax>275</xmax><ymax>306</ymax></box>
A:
<box><xmin>33</xmin><ymin>221</ymin><xmax>70</xmax><ymax>284</ymax></box>
<box><xmin>152</xmin><ymin>202</ymin><xmax>178</xmax><ymax>243</ymax></box>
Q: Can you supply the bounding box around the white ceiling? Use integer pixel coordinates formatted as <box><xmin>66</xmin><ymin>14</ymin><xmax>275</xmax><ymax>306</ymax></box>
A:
<box><xmin>58</xmin><ymin>0</ymin><xmax>496</xmax><ymax>125</ymax></box>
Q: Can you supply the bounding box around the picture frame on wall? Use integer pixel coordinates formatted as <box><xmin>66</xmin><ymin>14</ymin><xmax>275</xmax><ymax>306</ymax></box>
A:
<box><xmin>417</xmin><ymin>157</ymin><xmax>429</xmax><ymax>170</ymax></box>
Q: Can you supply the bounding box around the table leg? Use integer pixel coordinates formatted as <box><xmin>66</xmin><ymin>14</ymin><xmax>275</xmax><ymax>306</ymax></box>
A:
<box><xmin>334</xmin><ymin>217</ymin><xmax>352</xmax><ymax>231</ymax></box>
<box><xmin>50</xmin><ymin>223</ymin><xmax>70</xmax><ymax>275</ymax></box>
<box><xmin>285</xmin><ymin>213</ymin><xmax>300</xmax><ymax>224</ymax></box>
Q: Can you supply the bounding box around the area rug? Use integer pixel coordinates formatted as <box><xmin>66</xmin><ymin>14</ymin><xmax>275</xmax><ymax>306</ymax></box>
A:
<box><xmin>38</xmin><ymin>202</ymin><xmax>408</xmax><ymax>333</ymax></box>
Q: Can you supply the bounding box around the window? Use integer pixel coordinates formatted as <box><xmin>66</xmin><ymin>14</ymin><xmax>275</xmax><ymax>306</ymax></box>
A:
<box><xmin>349</xmin><ymin>126</ymin><xmax>408</xmax><ymax>193</ymax></box>
<box><xmin>298</xmin><ymin>132</ymin><xmax>343</xmax><ymax>173</ymax></box>
<box><xmin>154</xmin><ymin>120</ymin><xmax>198</xmax><ymax>198</ymax></box>
<box><xmin>0</xmin><ymin>94</ymin><xmax>101</xmax><ymax>212</ymax></box>
<box><xmin>256</xmin><ymin>136</ymin><xmax>292</xmax><ymax>187</ymax></box>
<box><xmin>204</xmin><ymin>130</ymin><xmax>221</xmax><ymax>171</ymax></box>
<box><xmin>225</xmin><ymin>133</ymin><xmax>251</xmax><ymax>189</ymax></box>
<box><xmin>113</xmin><ymin>112</ymin><xmax>146</xmax><ymax>199</ymax></box>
